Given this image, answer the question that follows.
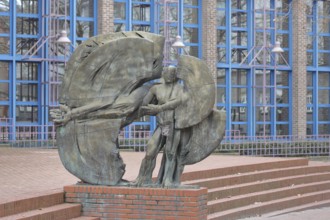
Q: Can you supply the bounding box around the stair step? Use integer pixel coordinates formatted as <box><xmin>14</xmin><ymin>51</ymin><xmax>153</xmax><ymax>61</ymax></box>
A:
<box><xmin>208</xmin><ymin>180</ymin><xmax>330</xmax><ymax>214</ymax></box>
<box><xmin>184</xmin><ymin>165</ymin><xmax>330</xmax><ymax>189</ymax></box>
<box><xmin>208</xmin><ymin>172</ymin><xmax>330</xmax><ymax>201</ymax></box>
<box><xmin>0</xmin><ymin>203</ymin><xmax>81</xmax><ymax>220</ymax></box>
<box><xmin>262</xmin><ymin>199</ymin><xmax>330</xmax><ymax>218</ymax></box>
<box><xmin>208</xmin><ymin>189</ymin><xmax>330</xmax><ymax>220</ymax></box>
<box><xmin>0</xmin><ymin>191</ymin><xmax>64</xmax><ymax>217</ymax></box>
<box><xmin>70</xmin><ymin>216</ymin><xmax>100</xmax><ymax>220</ymax></box>
<box><xmin>181</xmin><ymin>158</ymin><xmax>308</xmax><ymax>182</ymax></box>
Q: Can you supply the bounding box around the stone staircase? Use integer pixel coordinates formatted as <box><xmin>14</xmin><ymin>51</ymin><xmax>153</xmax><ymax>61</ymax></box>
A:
<box><xmin>0</xmin><ymin>191</ymin><xmax>99</xmax><ymax>220</ymax></box>
<box><xmin>2</xmin><ymin>157</ymin><xmax>330</xmax><ymax>220</ymax></box>
<box><xmin>182</xmin><ymin>158</ymin><xmax>330</xmax><ymax>220</ymax></box>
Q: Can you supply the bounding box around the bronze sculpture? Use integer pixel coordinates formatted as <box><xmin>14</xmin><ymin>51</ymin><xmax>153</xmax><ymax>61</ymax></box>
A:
<box><xmin>51</xmin><ymin>31</ymin><xmax>226</xmax><ymax>187</ymax></box>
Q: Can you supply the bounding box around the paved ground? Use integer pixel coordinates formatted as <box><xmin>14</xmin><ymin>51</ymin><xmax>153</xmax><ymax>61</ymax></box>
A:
<box><xmin>1</xmin><ymin>147</ymin><xmax>330</xmax><ymax>219</ymax></box>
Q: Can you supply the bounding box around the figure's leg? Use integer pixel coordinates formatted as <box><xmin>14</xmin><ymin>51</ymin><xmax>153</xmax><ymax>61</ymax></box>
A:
<box><xmin>174</xmin><ymin>128</ymin><xmax>192</xmax><ymax>184</ymax></box>
<box><xmin>162</xmin><ymin>129</ymin><xmax>181</xmax><ymax>187</ymax></box>
<box><xmin>135</xmin><ymin>127</ymin><xmax>164</xmax><ymax>186</ymax></box>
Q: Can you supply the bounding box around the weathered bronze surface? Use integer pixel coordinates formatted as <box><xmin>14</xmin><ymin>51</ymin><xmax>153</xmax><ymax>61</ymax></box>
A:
<box><xmin>52</xmin><ymin>31</ymin><xmax>225</xmax><ymax>187</ymax></box>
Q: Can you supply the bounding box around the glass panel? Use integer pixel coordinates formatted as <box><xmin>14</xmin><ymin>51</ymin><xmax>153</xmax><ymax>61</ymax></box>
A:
<box><xmin>114</xmin><ymin>23</ymin><xmax>126</xmax><ymax>32</ymax></box>
<box><xmin>16</xmin><ymin>62</ymin><xmax>38</xmax><ymax>80</ymax></box>
<box><xmin>231</xmin><ymin>69</ymin><xmax>247</xmax><ymax>85</ymax></box>
<box><xmin>217</xmin><ymin>88</ymin><xmax>225</xmax><ymax>103</ymax></box>
<box><xmin>184</xmin><ymin>0</ymin><xmax>198</xmax><ymax>6</ymax></box>
<box><xmin>0</xmin><ymin>105</ymin><xmax>9</xmax><ymax>117</ymax></box>
<box><xmin>58</xmin><ymin>0</ymin><xmax>70</xmax><ymax>16</ymax></box>
<box><xmin>231</xmin><ymin>31</ymin><xmax>247</xmax><ymax>46</ymax></box>
<box><xmin>231</xmin><ymin>88</ymin><xmax>247</xmax><ymax>103</ymax></box>
<box><xmin>132</xmin><ymin>25</ymin><xmax>150</xmax><ymax>32</ymax></box>
<box><xmin>16</xmin><ymin>106</ymin><xmax>38</xmax><ymax>122</ymax></box>
<box><xmin>318</xmin><ymin>72</ymin><xmax>330</xmax><ymax>87</ymax></box>
<box><xmin>183</xmin><ymin>27</ymin><xmax>199</xmax><ymax>43</ymax></box>
<box><xmin>159</xmin><ymin>6</ymin><xmax>178</xmax><ymax>21</ymax></box>
<box><xmin>255</xmin><ymin>32</ymin><xmax>271</xmax><ymax>46</ymax></box>
<box><xmin>0</xmin><ymin>0</ymin><xmax>10</xmax><ymax>11</ymax></box>
<box><xmin>0</xmin><ymin>62</ymin><xmax>9</xmax><ymax>80</ymax></box>
<box><xmin>255</xmin><ymin>70</ymin><xmax>271</xmax><ymax>86</ymax></box>
<box><xmin>256</xmin><ymin>88</ymin><xmax>271</xmax><ymax>104</ymax></box>
<box><xmin>217</xmin><ymin>69</ymin><xmax>226</xmax><ymax>84</ymax></box>
<box><xmin>318</xmin><ymin>36</ymin><xmax>330</xmax><ymax>51</ymax></box>
<box><xmin>319</xmin><ymin>124</ymin><xmax>330</xmax><ymax>135</ymax></box>
<box><xmin>217</xmin><ymin>0</ymin><xmax>226</xmax><ymax>8</ymax></box>
<box><xmin>217</xmin><ymin>47</ymin><xmax>226</xmax><ymax>63</ymax></box>
<box><xmin>318</xmin><ymin>89</ymin><xmax>330</xmax><ymax>104</ymax></box>
<box><xmin>276</xmin><ymin>15</ymin><xmax>289</xmax><ymax>30</ymax></box>
<box><xmin>184</xmin><ymin>7</ymin><xmax>198</xmax><ymax>24</ymax></box>
<box><xmin>114</xmin><ymin>2</ymin><xmax>126</xmax><ymax>20</ymax></box>
<box><xmin>307</xmin><ymin>124</ymin><xmax>313</xmax><ymax>135</ymax></box>
<box><xmin>318</xmin><ymin>107</ymin><xmax>330</xmax><ymax>121</ymax></box>
<box><xmin>307</xmin><ymin>52</ymin><xmax>313</xmax><ymax>66</ymax></box>
<box><xmin>77</xmin><ymin>0</ymin><xmax>94</xmax><ymax>17</ymax></box>
<box><xmin>318</xmin><ymin>18</ymin><xmax>330</xmax><ymax>34</ymax></box>
<box><xmin>16</xmin><ymin>17</ymin><xmax>38</xmax><ymax>35</ymax></box>
<box><xmin>231</xmin><ymin>48</ymin><xmax>247</xmax><ymax>63</ymax></box>
<box><xmin>276</xmin><ymin>34</ymin><xmax>289</xmax><ymax>48</ymax></box>
<box><xmin>276</xmin><ymin>107</ymin><xmax>289</xmax><ymax>121</ymax></box>
<box><xmin>232</xmin><ymin>106</ymin><xmax>248</xmax><ymax>119</ymax></box>
<box><xmin>231</xmin><ymin>11</ymin><xmax>247</xmax><ymax>27</ymax></box>
<box><xmin>278</xmin><ymin>51</ymin><xmax>289</xmax><ymax>66</ymax></box>
<box><xmin>0</xmin><ymin>16</ymin><xmax>10</xmax><ymax>33</ymax></box>
<box><xmin>277</xmin><ymin>88</ymin><xmax>289</xmax><ymax>104</ymax></box>
<box><xmin>257</xmin><ymin>108</ymin><xmax>271</xmax><ymax>121</ymax></box>
<box><xmin>16</xmin><ymin>38</ymin><xmax>38</xmax><ymax>55</ymax></box>
<box><xmin>0</xmin><ymin>37</ymin><xmax>9</xmax><ymax>54</ymax></box>
<box><xmin>256</xmin><ymin>124</ymin><xmax>271</xmax><ymax>136</ymax></box>
<box><xmin>217</xmin><ymin>10</ymin><xmax>226</xmax><ymax>26</ymax></box>
<box><xmin>307</xmin><ymin>72</ymin><xmax>313</xmax><ymax>87</ymax></box>
<box><xmin>277</xmin><ymin>124</ymin><xmax>289</xmax><ymax>136</ymax></box>
<box><xmin>217</xmin><ymin>30</ymin><xmax>226</xmax><ymax>45</ymax></box>
<box><xmin>231</xmin><ymin>124</ymin><xmax>247</xmax><ymax>136</ymax></box>
<box><xmin>16</xmin><ymin>0</ymin><xmax>38</xmax><ymax>14</ymax></box>
<box><xmin>76</xmin><ymin>21</ymin><xmax>94</xmax><ymax>38</ymax></box>
<box><xmin>0</xmin><ymin>83</ymin><xmax>9</xmax><ymax>101</ymax></box>
<box><xmin>16</xmin><ymin>83</ymin><xmax>38</xmax><ymax>102</ymax></box>
<box><xmin>276</xmin><ymin>71</ymin><xmax>289</xmax><ymax>86</ymax></box>
<box><xmin>185</xmin><ymin>46</ymin><xmax>198</xmax><ymax>57</ymax></box>
<box><xmin>132</xmin><ymin>4</ymin><xmax>150</xmax><ymax>21</ymax></box>
<box><xmin>232</xmin><ymin>0</ymin><xmax>247</xmax><ymax>10</ymax></box>
<box><xmin>318</xmin><ymin>53</ymin><xmax>330</xmax><ymax>67</ymax></box>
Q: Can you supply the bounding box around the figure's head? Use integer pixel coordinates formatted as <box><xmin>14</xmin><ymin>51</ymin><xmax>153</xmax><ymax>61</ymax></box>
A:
<box><xmin>162</xmin><ymin>66</ymin><xmax>177</xmax><ymax>83</ymax></box>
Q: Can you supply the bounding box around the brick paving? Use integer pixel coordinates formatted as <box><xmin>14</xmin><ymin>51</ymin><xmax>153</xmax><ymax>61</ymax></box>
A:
<box><xmin>1</xmin><ymin>147</ymin><xmax>330</xmax><ymax>219</ymax></box>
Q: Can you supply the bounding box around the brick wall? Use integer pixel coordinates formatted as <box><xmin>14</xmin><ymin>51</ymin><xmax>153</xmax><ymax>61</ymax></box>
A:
<box><xmin>98</xmin><ymin>0</ymin><xmax>114</xmax><ymax>35</ymax></box>
<box><xmin>202</xmin><ymin>0</ymin><xmax>218</xmax><ymax>105</ymax></box>
<box><xmin>292</xmin><ymin>0</ymin><xmax>307</xmax><ymax>136</ymax></box>
<box><xmin>64</xmin><ymin>185</ymin><xmax>208</xmax><ymax>220</ymax></box>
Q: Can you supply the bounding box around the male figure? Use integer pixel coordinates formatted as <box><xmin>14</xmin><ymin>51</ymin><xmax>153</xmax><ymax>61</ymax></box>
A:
<box><xmin>135</xmin><ymin>66</ymin><xmax>186</xmax><ymax>187</ymax></box>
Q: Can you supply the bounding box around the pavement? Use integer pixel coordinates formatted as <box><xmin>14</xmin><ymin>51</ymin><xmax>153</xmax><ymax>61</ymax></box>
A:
<box><xmin>1</xmin><ymin>147</ymin><xmax>330</xmax><ymax>219</ymax></box>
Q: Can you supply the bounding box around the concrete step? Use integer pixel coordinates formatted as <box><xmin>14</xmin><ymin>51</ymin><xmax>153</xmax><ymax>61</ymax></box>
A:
<box><xmin>262</xmin><ymin>199</ymin><xmax>330</xmax><ymax>218</ymax></box>
<box><xmin>0</xmin><ymin>203</ymin><xmax>81</xmax><ymax>220</ymax></box>
<box><xmin>208</xmin><ymin>172</ymin><xmax>330</xmax><ymax>201</ymax></box>
<box><xmin>184</xmin><ymin>165</ymin><xmax>330</xmax><ymax>189</ymax></box>
<box><xmin>70</xmin><ymin>216</ymin><xmax>100</xmax><ymax>220</ymax></box>
<box><xmin>0</xmin><ymin>191</ymin><xmax>64</xmax><ymax>217</ymax></box>
<box><xmin>181</xmin><ymin>158</ymin><xmax>308</xmax><ymax>182</ymax></box>
<box><xmin>208</xmin><ymin>189</ymin><xmax>330</xmax><ymax>220</ymax></box>
<box><xmin>208</xmin><ymin>180</ymin><xmax>330</xmax><ymax>214</ymax></box>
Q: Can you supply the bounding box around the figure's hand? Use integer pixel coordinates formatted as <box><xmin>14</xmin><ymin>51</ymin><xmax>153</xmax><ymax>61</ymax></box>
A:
<box><xmin>50</xmin><ymin>105</ymin><xmax>72</xmax><ymax>125</ymax></box>
<box><xmin>140</xmin><ymin>104</ymin><xmax>162</xmax><ymax>115</ymax></box>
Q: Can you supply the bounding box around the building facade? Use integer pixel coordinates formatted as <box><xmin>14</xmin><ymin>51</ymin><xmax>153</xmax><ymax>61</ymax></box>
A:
<box><xmin>0</xmin><ymin>0</ymin><xmax>329</xmax><ymax>140</ymax></box>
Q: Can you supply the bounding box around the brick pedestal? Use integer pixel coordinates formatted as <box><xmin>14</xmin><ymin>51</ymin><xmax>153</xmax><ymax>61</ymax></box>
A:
<box><xmin>64</xmin><ymin>185</ymin><xmax>208</xmax><ymax>220</ymax></box>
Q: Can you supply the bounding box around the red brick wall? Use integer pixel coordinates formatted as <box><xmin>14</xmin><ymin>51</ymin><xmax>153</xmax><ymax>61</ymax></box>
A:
<box><xmin>64</xmin><ymin>185</ymin><xmax>208</xmax><ymax>220</ymax></box>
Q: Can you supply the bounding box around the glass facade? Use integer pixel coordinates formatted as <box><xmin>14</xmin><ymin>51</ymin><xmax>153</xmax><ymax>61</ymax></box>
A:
<box><xmin>216</xmin><ymin>0</ymin><xmax>292</xmax><ymax>136</ymax></box>
<box><xmin>0</xmin><ymin>0</ymin><xmax>329</xmax><ymax>138</ymax></box>
<box><xmin>0</xmin><ymin>0</ymin><xmax>98</xmax><ymax>126</ymax></box>
<box><xmin>306</xmin><ymin>1</ymin><xmax>330</xmax><ymax>135</ymax></box>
